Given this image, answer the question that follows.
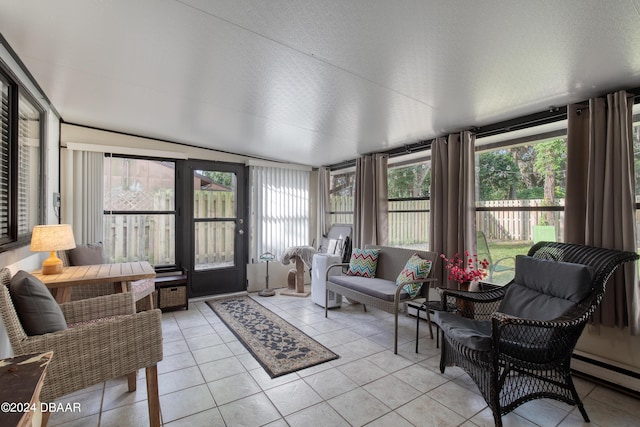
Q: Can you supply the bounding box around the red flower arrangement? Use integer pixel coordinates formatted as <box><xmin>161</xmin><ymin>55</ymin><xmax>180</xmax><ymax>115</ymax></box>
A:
<box><xmin>440</xmin><ymin>251</ymin><xmax>489</xmax><ymax>284</ymax></box>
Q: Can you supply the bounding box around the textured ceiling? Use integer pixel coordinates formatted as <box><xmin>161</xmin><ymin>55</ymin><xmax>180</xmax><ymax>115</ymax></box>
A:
<box><xmin>1</xmin><ymin>0</ymin><xmax>640</xmax><ymax>167</ymax></box>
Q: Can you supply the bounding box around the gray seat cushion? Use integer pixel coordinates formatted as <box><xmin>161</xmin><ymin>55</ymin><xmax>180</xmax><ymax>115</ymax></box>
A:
<box><xmin>433</xmin><ymin>311</ymin><xmax>492</xmax><ymax>351</ymax></box>
<box><xmin>498</xmin><ymin>256</ymin><xmax>594</xmax><ymax>320</ymax></box>
<box><xmin>328</xmin><ymin>275</ymin><xmax>409</xmax><ymax>301</ymax></box>
<box><xmin>9</xmin><ymin>270</ymin><xmax>68</xmax><ymax>335</ymax></box>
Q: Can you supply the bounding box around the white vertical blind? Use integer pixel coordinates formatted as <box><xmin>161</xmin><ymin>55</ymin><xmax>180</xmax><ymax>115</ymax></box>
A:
<box><xmin>249</xmin><ymin>166</ymin><xmax>310</xmax><ymax>262</ymax></box>
<box><xmin>61</xmin><ymin>149</ymin><xmax>103</xmax><ymax>244</ymax></box>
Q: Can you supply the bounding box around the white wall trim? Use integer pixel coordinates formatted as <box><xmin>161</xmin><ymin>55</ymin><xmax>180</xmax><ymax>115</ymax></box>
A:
<box><xmin>65</xmin><ymin>141</ymin><xmax>188</xmax><ymax>159</ymax></box>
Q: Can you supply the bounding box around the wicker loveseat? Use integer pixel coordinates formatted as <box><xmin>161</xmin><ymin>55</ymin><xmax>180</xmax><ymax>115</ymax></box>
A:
<box><xmin>324</xmin><ymin>245</ymin><xmax>438</xmax><ymax>354</ymax></box>
<box><xmin>433</xmin><ymin>242</ymin><xmax>639</xmax><ymax>427</ymax></box>
<box><xmin>0</xmin><ymin>268</ymin><xmax>163</xmax><ymax>426</ymax></box>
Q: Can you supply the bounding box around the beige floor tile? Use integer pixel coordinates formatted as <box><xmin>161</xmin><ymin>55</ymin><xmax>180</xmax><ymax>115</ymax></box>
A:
<box><xmin>47</xmin><ymin>389</ymin><xmax>103</xmax><ymax>426</ymax></box>
<box><xmin>186</xmin><ymin>331</ymin><xmax>224</xmax><ymax>350</ymax></box>
<box><xmin>395</xmin><ymin>394</ymin><xmax>466</xmax><ymax>427</ymax></box>
<box><xmin>427</xmin><ymin>381</ymin><xmax>487</xmax><ymax>419</ymax></box>
<box><xmin>48</xmin><ymin>414</ymin><xmax>100</xmax><ymax>427</ymax></box>
<box><xmin>470</xmin><ymin>407</ymin><xmax>539</xmax><ymax>427</ymax></box>
<box><xmin>265</xmin><ymin>378</ymin><xmax>324</xmax><ymax>416</ymax></box>
<box><xmin>328</xmin><ymin>388</ymin><xmax>391</xmax><ymax>426</ymax></box>
<box><xmin>285</xmin><ymin>402</ymin><xmax>350</xmax><ymax>427</ymax></box>
<box><xmin>512</xmin><ymin>398</ymin><xmax>572</xmax><ymax>426</ymax></box>
<box><xmin>578</xmin><ymin>396</ymin><xmax>640</xmax><ymax>427</ymax></box>
<box><xmin>363</xmin><ymin>375</ymin><xmax>422</xmax><ymax>409</ymax></box>
<box><xmin>337</xmin><ymin>358</ymin><xmax>388</xmax><ymax>386</ymax></box>
<box><xmin>392</xmin><ymin>364</ymin><xmax>449</xmax><ymax>393</ymax></box>
<box><xmin>198</xmin><ymin>355</ymin><xmax>247</xmax><ymax>382</ymax></box>
<box><xmin>157</xmin><ymin>351</ymin><xmax>197</xmax><ymax>375</ymax></box>
<box><xmin>100</xmin><ymin>400</ymin><xmax>157</xmax><ymax>427</ymax></box>
<box><xmin>218</xmin><ymin>393</ymin><xmax>281</xmax><ymax>426</ymax></box>
<box><xmin>303</xmin><ymin>367</ymin><xmax>359</xmax><ymax>399</ymax></box>
<box><xmin>191</xmin><ymin>342</ymin><xmax>234</xmax><ymax>365</ymax></box>
<box><xmin>366</xmin><ymin>349</ymin><xmax>414</xmax><ymax>373</ymax></box>
<box><xmin>207</xmin><ymin>372</ymin><xmax>261</xmax><ymax>405</ymax></box>
<box><xmin>158</xmin><ymin>365</ymin><xmax>205</xmax><ymax>396</ymax></box>
<box><xmin>101</xmin><ymin>378</ymin><xmax>148</xmax><ymax>411</ymax></box>
<box><xmin>587</xmin><ymin>384</ymin><xmax>640</xmax><ymax>418</ymax></box>
<box><xmin>158</xmin><ymin>384</ymin><xmax>216</xmax><ymax>423</ymax></box>
<box><xmin>365</xmin><ymin>411</ymin><xmax>415</xmax><ymax>427</ymax></box>
<box><xmin>163</xmin><ymin>338</ymin><xmax>190</xmax><ymax>357</ymax></box>
<box><xmin>164</xmin><ymin>407</ymin><xmax>226</xmax><ymax>426</ymax></box>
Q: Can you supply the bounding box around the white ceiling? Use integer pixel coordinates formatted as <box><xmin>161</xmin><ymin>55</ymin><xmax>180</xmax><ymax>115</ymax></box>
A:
<box><xmin>2</xmin><ymin>0</ymin><xmax>640</xmax><ymax>167</ymax></box>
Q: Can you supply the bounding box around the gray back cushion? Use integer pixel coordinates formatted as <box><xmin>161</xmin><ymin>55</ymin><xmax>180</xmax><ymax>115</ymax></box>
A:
<box><xmin>68</xmin><ymin>243</ymin><xmax>104</xmax><ymax>266</ymax></box>
<box><xmin>498</xmin><ymin>255</ymin><xmax>594</xmax><ymax>320</ymax></box>
<box><xmin>9</xmin><ymin>270</ymin><xmax>67</xmax><ymax>335</ymax></box>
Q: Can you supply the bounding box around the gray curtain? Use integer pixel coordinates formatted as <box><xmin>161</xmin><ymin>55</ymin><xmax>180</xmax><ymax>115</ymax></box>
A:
<box><xmin>353</xmin><ymin>154</ymin><xmax>388</xmax><ymax>248</ymax></box>
<box><xmin>430</xmin><ymin>131</ymin><xmax>477</xmax><ymax>288</ymax></box>
<box><xmin>565</xmin><ymin>90</ymin><xmax>639</xmax><ymax>334</ymax></box>
<box><xmin>316</xmin><ymin>167</ymin><xmax>331</xmax><ymax>245</ymax></box>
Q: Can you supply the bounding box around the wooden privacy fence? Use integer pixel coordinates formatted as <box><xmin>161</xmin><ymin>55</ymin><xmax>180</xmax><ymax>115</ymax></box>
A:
<box><xmin>106</xmin><ymin>193</ymin><xmax>565</xmax><ymax>265</ymax></box>
<box><xmin>104</xmin><ymin>190</ymin><xmax>235</xmax><ymax>267</ymax></box>
<box><xmin>330</xmin><ymin>196</ymin><xmax>564</xmax><ymax>244</ymax></box>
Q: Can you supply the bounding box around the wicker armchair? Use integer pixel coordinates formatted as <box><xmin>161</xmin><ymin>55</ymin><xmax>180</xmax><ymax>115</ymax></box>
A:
<box><xmin>0</xmin><ymin>268</ymin><xmax>163</xmax><ymax>427</ymax></box>
<box><xmin>433</xmin><ymin>242</ymin><xmax>639</xmax><ymax>427</ymax></box>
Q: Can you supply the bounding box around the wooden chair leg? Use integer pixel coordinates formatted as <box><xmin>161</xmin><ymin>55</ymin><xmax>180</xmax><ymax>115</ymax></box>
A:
<box><xmin>127</xmin><ymin>371</ymin><xmax>137</xmax><ymax>392</ymax></box>
<box><xmin>146</xmin><ymin>293</ymin><xmax>154</xmax><ymax>310</ymax></box>
<box><xmin>146</xmin><ymin>365</ymin><xmax>161</xmax><ymax>427</ymax></box>
<box><xmin>41</xmin><ymin>409</ymin><xmax>51</xmax><ymax>427</ymax></box>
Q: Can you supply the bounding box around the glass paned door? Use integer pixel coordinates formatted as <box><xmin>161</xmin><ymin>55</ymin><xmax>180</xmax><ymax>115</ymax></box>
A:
<box><xmin>186</xmin><ymin>161</ymin><xmax>246</xmax><ymax>296</ymax></box>
<box><xmin>193</xmin><ymin>171</ymin><xmax>237</xmax><ymax>270</ymax></box>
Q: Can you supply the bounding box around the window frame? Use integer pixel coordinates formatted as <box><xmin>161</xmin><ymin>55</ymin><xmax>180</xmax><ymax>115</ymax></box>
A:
<box><xmin>0</xmin><ymin>63</ymin><xmax>45</xmax><ymax>252</ymax></box>
<box><xmin>102</xmin><ymin>154</ymin><xmax>177</xmax><ymax>267</ymax></box>
<box><xmin>387</xmin><ymin>155</ymin><xmax>431</xmax><ymax>248</ymax></box>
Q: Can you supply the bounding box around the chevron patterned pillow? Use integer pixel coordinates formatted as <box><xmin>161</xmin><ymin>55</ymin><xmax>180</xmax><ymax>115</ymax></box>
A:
<box><xmin>396</xmin><ymin>254</ymin><xmax>432</xmax><ymax>298</ymax></box>
<box><xmin>346</xmin><ymin>248</ymin><xmax>380</xmax><ymax>278</ymax></box>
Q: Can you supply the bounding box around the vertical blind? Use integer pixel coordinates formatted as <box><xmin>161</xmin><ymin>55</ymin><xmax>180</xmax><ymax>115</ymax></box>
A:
<box><xmin>249</xmin><ymin>165</ymin><xmax>310</xmax><ymax>262</ymax></box>
<box><xmin>17</xmin><ymin>93</ymin><xmax>40</xmax><ymax>238</ymax></box>
<box><xmin>0</xmin><ymin>78</ymin><xmax>9</xmax><ymax>241</ymax></box>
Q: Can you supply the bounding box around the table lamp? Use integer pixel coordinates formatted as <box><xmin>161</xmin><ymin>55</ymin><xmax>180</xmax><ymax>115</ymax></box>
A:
<box><xmin>30</xmin><ymin>224</ymin><xmax>76</xmax><ymax>275</ymax></box>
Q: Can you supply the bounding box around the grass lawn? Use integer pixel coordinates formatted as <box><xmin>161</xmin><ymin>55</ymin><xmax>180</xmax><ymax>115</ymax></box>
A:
<box><xmin>483</xmin><ymin>240</ymin><xmax>532</xmax><ymax>285</ymax></box>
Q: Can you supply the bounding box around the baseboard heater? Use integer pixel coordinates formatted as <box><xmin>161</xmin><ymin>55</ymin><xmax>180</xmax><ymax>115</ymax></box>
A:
<box><xmin>572</xmin><ymin>350</ymin><xmax>640</xmax><ymax>397</ymax></box>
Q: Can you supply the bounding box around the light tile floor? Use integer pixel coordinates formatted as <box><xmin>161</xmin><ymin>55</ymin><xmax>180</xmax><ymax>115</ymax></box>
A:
<box><xmin>48</xmin><ymin>290</ymin><xmax>640</xmax><ymax>427</ymax></box>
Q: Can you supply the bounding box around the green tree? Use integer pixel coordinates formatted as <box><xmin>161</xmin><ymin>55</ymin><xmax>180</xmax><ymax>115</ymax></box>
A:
<box><xmin>388</xmin><ymin>164</ymin><xmax>430</xmax><ymax>198</ymax></box>
<box><xmin>478</xmin><ymin>151</ymin><xmax>520</xmax><ymax>201</ymax></box>
<box><xmin>533</xmin><ymin>138</ymin><xmax>567</xmax><ymax>224</ymax></box>
<box><xmin>199</xmin><ymin>171</ymin><xmax>234</xmax><ymax>187</ymax></box>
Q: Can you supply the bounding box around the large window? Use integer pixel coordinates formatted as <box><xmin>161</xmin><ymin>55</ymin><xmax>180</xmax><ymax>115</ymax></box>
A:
<box><xmin>387</xmin><ymin>158</ymin><xmax>430</xmax><ymax>249</ymax></box>
<box><xmin>103</xmin><ymin>156</ymin><xmax>176</xmax><ymax>266</ymax></box>
<box><xmin>329</xmin><ymin>169</ymin><xmax>355</xmax><ymax>226</ymax></box>
<box><xmin>476</xmin><ymin>130</ymin><xmax>567</xmax><ymax>284</ymax></box>
<box><xmin>0</xmin><ymin>68</ymin><xmax>43</xmax><ymax>250</ymax></box>
<box><xmin>249</xmin><ymin>166</ymin><xmax>310</xmax><ymax>261</ymax></box>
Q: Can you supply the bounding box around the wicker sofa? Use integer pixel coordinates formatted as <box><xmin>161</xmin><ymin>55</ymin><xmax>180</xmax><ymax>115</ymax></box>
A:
<box><xmin>324</xmin><ymin>245</ymin><xmax>438</xmax><ymax>354</ymax></box>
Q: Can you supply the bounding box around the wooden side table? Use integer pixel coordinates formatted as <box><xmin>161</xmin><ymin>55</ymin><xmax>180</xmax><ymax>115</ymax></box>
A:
<box><xmin>0</xmin><ymin>351</ymin><xmax>53</xmax><ymax>427</ymax></box>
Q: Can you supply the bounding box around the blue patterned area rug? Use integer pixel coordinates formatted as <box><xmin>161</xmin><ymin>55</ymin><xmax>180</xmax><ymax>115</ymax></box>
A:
<box><xmin>206</xmin><ymin>296</ymin><xmax>339</xmax><ymax>378</ymax></box>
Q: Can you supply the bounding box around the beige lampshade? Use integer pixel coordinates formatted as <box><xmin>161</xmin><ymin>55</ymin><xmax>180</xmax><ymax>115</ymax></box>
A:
<box><xmin>30</xmin><ymin>224</ymin><xmax>77</xmax><ymax>252</ymax></box>
<box><xmin>30</xmin><ymin>224</ymin><xmax>76</xmax><ymax>275</ymax></box>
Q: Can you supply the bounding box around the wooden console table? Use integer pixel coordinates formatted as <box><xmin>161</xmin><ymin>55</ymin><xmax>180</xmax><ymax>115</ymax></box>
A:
<box><xmin>0</xmin><ymin>351</ymin><xmax>53</xmax><ymax>427</ymax></box>
<box><xmin>32</xmin><ymin>261</ymin><xmax>156</xmax><ymax>303</ymax></box>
